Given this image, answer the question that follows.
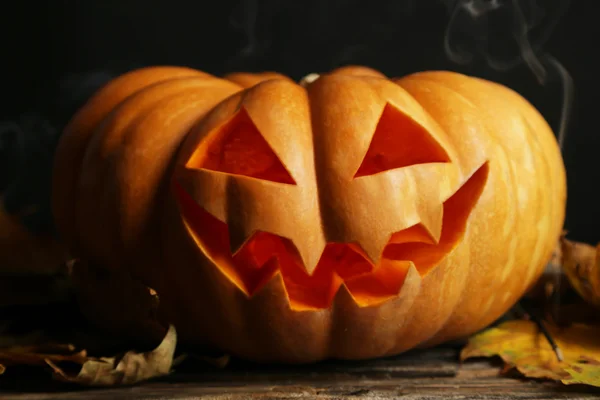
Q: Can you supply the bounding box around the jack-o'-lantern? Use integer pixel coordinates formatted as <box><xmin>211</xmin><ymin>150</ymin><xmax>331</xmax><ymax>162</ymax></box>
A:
<box><xmin>52</xmin><ymin>65</ymin><xmax>566</xmax><ymax>363</ymax></box>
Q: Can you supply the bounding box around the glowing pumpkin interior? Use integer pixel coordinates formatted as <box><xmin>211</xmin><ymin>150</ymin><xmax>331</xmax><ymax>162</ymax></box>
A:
<box><xmin>174</xmin><ymin>104</ymin><xmax>489</xmax><ymax>311</ymax></box>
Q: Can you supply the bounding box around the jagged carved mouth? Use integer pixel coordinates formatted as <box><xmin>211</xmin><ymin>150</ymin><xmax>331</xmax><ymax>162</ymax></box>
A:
<box><xmin>173</xmin><ymin>161</ymin><xmax>488</xmax><ymax>311</ymax></box>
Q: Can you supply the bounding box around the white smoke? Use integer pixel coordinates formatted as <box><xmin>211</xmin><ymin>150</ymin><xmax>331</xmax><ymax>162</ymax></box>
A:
<box><xmin>443</xmin><ymin>0</ymin><xmax>573</xmax><ymax>150</ymax></box>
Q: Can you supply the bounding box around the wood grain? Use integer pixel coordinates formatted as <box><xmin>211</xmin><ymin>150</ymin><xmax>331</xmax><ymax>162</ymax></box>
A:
<box><xmin>1</xmin><ymin>346</ymin><xmax>599</xmax><ymax>399</ymax></box>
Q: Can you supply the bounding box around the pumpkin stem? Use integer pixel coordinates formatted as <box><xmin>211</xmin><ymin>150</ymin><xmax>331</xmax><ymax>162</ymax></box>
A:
<box><xmin>299</xmin><ymin>73</ymin><xmax>320</xmax><ymax>87</ymax></box>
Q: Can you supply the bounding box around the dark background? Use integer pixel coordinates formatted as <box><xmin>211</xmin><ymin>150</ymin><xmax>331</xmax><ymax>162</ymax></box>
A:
<box><xmin>1</xmin><ymin>0</ymin><xmax>598</xmax><ymax>244</ymax></box>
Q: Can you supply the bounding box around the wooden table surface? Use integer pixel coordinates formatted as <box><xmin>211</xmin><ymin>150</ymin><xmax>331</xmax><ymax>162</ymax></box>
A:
<box><xmin>2</xmin><ymin>346</ymin><xmax>599</xmax><ymax>399</ymax></box>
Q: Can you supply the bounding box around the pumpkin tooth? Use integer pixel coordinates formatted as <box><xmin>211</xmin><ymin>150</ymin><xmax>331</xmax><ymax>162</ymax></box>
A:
<box><xmin>331</xmin><ymin>262</ymin><xmax>422</xmax><ymax>309</ymax></box>
<box><xmin>250</xmin><ymin>270</ymin><xmax>290</xmax><ymax>305</ymax></box>
<box><xmin>418</xmin><ymin>203</ymin><xmax>444</xmax><ymax>245</ymax></box>
<box><xmin>354</xmin><ymin>230</ymin><xmax>390</xmax><ymax>267</ymax></box>
<box><xmin>332</xmin><ymin>283</ymin><xmax>356</xmax><ymax>308</ymax></box>
<box><xmin>401</xmin><ymin>263</ymin><xmax>422</xmax><ymax>295</ymax></box>
<box><xmin>292</xmin><ymin>233</ymin><xmax>327</xmax><ymax>275</ymax></box>
<box><xmin>228</xmin><ymin>225</ymin><xmax>253</xmax><ymax>257</ymax></box>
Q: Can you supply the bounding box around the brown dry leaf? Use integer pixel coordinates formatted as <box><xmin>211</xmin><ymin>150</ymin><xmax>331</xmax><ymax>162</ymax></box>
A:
<box><xmin>48</xmin><ymin>324</ymin><xmax>177</xmax><ymax>386</ymax></box>
<box><xmin>0</xmin><ymin>348</ymin><xmax>88</xmax><ymax>367</ymax></box>
<box><xmin>560</xmin><ymin>238</ymin><xmax>600</xmax><ymax>309</ymax></box>
<box><xmin>461</xmin><ymin>320</ymin><xmax>600</xmax><ymax>387</ymax></box>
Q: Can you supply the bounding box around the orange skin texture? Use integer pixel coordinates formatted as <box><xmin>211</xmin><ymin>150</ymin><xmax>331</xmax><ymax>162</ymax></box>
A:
<box><xmin>329</xmin><ymin>65</ymin><xmax>388</xmax><ymax>78</ymax></box>
<box><xmin>53</xmin><ymin>66</ymin><xmax>566</xmax><ymax>363</ymax></box>
<box><xmin>223</xmin><ymin>71</ymin><xmax>294</xmax><ymax>88</ymax></box>
<box><xmin>51</xmin><ymin>66</ymin><xmax>211</xmax><ymax>254</ymax></box>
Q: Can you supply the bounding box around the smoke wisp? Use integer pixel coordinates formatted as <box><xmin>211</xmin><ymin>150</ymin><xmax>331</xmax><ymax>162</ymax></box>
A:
<box><xmin>443</xmin><ymin>0</ymin><xmax>573</xmax><ymax>151</ymax></box>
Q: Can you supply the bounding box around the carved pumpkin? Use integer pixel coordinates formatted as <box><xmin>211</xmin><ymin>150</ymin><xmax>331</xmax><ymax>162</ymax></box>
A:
<box><xmin>52</xmin><ymin>65</ymin><xmax>566</xmax><ymax>363</ymax></box>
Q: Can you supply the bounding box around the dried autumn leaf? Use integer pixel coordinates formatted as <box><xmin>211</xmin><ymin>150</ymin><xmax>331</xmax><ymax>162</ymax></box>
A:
<box><xmin>560</xmin><ymin>238</ymin><xmax>600</xmax><ymax>309</ymax></box>
<box><xmin>0</xmin><ymin>347</ymin><xmax>88</xmax><ymax>367</ymax></box>
<box><xmin>48</xmin><ymin>324</ymin><xmax>177</xmax><ymax>386</ymax></box>
<box><xmin>461</xmin><ymin>320</ymin><xmax>600</xmax><ymax>387</ymax></box>
<box><xmin>0</xmin><ymin>342</ymin><xmax>88</xmax><ymax>375</ymax></box>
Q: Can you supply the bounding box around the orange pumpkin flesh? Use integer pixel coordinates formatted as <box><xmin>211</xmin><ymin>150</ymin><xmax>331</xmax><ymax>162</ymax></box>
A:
<box><xmin>52</xmin><ymin>66</ymin><xmax>566</xmax><ymax>363</ymax></box>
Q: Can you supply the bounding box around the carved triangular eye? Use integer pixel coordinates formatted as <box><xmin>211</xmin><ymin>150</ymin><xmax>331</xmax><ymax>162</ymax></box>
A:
<box><xmin>354</xmin><ymin>103</ymin><xmax>451</xmax><ymax>177</ymax></box>
<box><xmin>187</xmin><ymin>108</ymin><xmax>296</xmax><ymax>184</ymax></box>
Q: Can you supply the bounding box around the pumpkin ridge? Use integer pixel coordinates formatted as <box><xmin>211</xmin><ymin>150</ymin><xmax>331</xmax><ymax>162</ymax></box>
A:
<box><xmin>405</xmin><ymin>75</ymin><xmax>521</xmax><ymax>242</ymax></box>
<box><xmin>52</xmin><ymin>67</ymin><xmax>210</xmax><ymax>251</ymax></box>
<box><xmin>74</xmin><ymin>79</ymin><xmax>237</xmax><ymax>271</ymax></box>
<box><xmin>425</xmin><ymin>78</ymin><xmax>523</xmax><ymax>318</ymax></box>
<box><xmin>400</xmin><ymin>72</ymin><xmax>563</xmax><ymax>347</ymax></box>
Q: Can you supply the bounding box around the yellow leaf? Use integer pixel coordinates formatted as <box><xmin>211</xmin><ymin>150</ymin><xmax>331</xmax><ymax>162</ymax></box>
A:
<box><xmin>47</xmin><ymin>324</ymin><xmax>177</xmax><ymax>387</ymax></box>
<box><xmin>461</xmin><ymin>320</ymin><xmax>600</xmax><ymax>387</ymax></box>
<box><xmin>560</xmin><ymin>238</ymin><xmax>600</xmax><ymax>309</ymax></box>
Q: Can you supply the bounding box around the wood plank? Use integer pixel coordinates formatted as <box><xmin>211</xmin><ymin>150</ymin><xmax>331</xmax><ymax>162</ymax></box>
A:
<box><xmin>2</xmin><ymin>347</ymin><xmax>599</xmax><ymax>399</ymax></box>
<box><xmin>2</xmin><ymin>375</ymin><xmax>599</xmax><ymax>400</ymax></box>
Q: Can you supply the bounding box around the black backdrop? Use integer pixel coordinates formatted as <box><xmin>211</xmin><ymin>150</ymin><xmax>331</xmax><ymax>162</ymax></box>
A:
<box><xmin>2</xmin><ymin>0</ymin><xmax>598</xmax><ymax>244</ymax></box>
